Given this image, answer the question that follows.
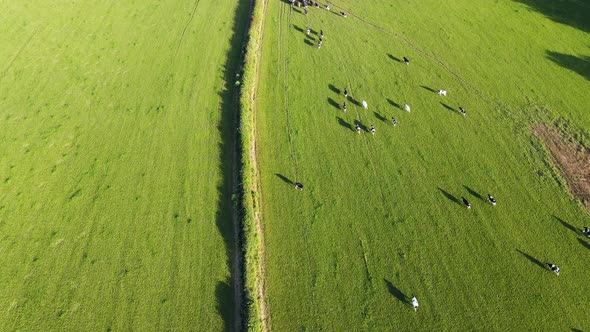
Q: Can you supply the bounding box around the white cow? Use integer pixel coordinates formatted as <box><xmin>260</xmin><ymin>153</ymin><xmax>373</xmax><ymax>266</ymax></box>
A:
<box><xmin>362</xmin><ymin>100</ymin><xmax>368</xmax><ymax>109</ymax></box>
<box><xmin>438</xmin><ymin>90</ymin><xmax>447</xmax><ymax>96</ymax></box>
<box><xmin>404</xmin><ymin>103</ymin><xmax>411</xmax><ymax>112</ymax></box>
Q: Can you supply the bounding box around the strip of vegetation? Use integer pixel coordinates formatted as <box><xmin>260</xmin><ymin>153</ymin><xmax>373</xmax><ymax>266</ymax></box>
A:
<box><xmin>239</xmin><ymin>0</ymin><xmax>270</xmax><ymax>330</ymax></box>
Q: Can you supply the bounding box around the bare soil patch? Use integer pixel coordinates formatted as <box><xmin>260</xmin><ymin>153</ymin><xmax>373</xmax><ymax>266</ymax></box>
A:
<box><xmin>533</xmin><ymin>124</ymin><xmax>590</xmax><ymax>211</ymax></box>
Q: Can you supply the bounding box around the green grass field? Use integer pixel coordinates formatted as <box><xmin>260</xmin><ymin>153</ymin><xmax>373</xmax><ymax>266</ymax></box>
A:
<box><xmin>0</xmin><ymin>0</ymin><xmax>249</xmax><ymax>330</ymax></box>
<box><xmin>254</xmin><ymin>0</ymin><xmax>590</xmax><ymax>330</ymax></box>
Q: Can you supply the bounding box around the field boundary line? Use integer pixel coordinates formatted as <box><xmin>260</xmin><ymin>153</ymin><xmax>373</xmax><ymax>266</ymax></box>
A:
<box><xmin>239</xmin><ymin>0</ymin><xmax>271</xmax><ymax>329</ymax></box>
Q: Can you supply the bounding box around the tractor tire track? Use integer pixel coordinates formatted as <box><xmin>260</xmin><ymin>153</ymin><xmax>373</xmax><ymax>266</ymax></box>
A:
<box><xmin>175</xmin><ymin>0</ymin><xmax>201</xmax><ymax>56</ymax></box>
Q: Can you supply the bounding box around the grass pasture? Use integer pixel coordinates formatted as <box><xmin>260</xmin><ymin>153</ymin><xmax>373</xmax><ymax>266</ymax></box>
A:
<box><xmin>0</xmin><ymin>0</ymin><xmax>249</xmax><ymax>330</ymax></box>
<box><xmin>254</xmin><ymin>0</ymin><xmax>590</xmax><ymax>330</ymax></box>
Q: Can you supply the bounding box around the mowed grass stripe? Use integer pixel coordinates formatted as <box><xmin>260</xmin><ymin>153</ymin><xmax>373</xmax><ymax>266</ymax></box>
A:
<box><xmin>0</xmin><ymin>0</ymin><xmax>248</xmax><ymax>330</ymax></box>
<box><xmin>256</xmin><ymin>0</ymin><xmax>589</xmax><ymax>330</ymax></box>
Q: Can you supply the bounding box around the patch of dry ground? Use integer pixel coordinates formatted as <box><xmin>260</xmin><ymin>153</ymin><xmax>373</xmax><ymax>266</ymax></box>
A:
<box><xmin>533</xmin><ymin>124</ymin><xmax>590</xmax><ymax>211</ymax></box>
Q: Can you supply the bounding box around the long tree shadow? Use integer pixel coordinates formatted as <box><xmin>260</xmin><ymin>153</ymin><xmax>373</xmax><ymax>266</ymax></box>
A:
<box><xmin>516</xmin><ymin>249</ymin><xmax>546</xmax><ymax>269</ymax></box>
<box><xmin>387</xmin><ymin>53</ymin><xmax>402</xmax><ymax>62</ymax></box>
<box><xmin>337</xmin><ymin>116</ymin><xmax>353</xmax><ymax>131</ymax></box>
<box><xmin>216</xmin><ymin>281</ymin><xmax>233</xmax><ymax>332</ymax></box>
<box><xmin>440</xmin><ymin>102</ymin><xmax>457</xmax><ymax>114</ymax></box>
<box><xmin>513</xmin><ymin>0</ymin><xmax>590</xmax><ymax>34</ymax></box>
<box><xmin>328</xmin><ymin>97</ymin><xmax>340</xmax><ymax>109</ymax></box>
<box><xmin>384</xmin><ymin>279</ymin><xmax>409</xmax><ymax>305</ymax></box>
<box><xmin>213</xmin><ymin>0</ymin><xmax>251</xmax><ymax>328</ymax></box>
<box><xmin>553</xmin><ymin>215</ymin><xmax>579</xmax><ymax>235</ymax></box>
<box><xmin>328</xmin><ymin>84</ymin><xmax>341</xmax><ymax>95</ymax></box>
<box><xmin>463</xmin><ymin>185</ymin><xmax>484</xmax><ymax>201</ymax></box>
<box><xmin>276</xmin><ymin>173</ymin><xmax>294</xmax><ymax>185</ymax></box>
<box><xmin>437</xmin><ymin>187</ymin><xmax>461</xmax><ymax>206</ymax></box>
<box><xmin>387</xmin><ymin>98</ymin><xmax>402</xmax><ymax>110</ymax></box>
<box><xmin>546</xmin><ymin>51</ymin><xmax>590</xmax><ymax>81</ymax></box>
<box><xmin>578</xmin><ymin>238</ymin><xmax>590</xmax><ymax>250</ymax></box>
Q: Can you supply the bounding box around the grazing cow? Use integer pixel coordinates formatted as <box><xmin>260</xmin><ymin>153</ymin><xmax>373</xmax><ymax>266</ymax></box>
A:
<box><xmin>488</xmin><ymin>195</ymin><xmax>496</xmax><ymax>206</ymax></box>
<box><xmin>343</xmin><ymin>102</ymin><xmax>347</xmax><ymax>112</ymax></box>
<box><xmin>411</xmin><ymin>295</ymin><xmax>419</xmax><ymax>311</ymax></box>
<box><xmin>370</xmin><ymin>125</ymin><xmax>375</xmax><ymax>136</ymax></box>
<box><xmin>344</xmin><ymin>88</ymin><xmax>348</xmax><ymax>98</ymax></box>
<box><xmin>403</xmin><ymin>57</ymin><xmax>410</xmax><ymax>65</ymax></box>
<box><xmin>294</xmin><ymin>182</ymin><xmax>304</xmax><ymax>190</ymax></box>
<box><xmin>438</xmin><ymin>90</ymin><xmax>447</xmax><ymax>96</ymax></box>
<box><xmin>355</xmin><ymin>124</ymin><xmax>361</xmax><ymax>134</ymax></box>
<box><xmin>341</xmin><ymin>12</ymin><xmax>347</xmax><ymax>17</ymax></box>
<box><xmin>462</xmin><ymin>197</ymin><xmax>471</xmax><ymax>209</ymax></box>
<box><xmin>404</xmin><ymin>104</ymin><xmax>411</xmax><ymax>112</ymax></box>
<box><xmin>320</xmin><ymin>30</ymin><xmax>324</xmax><ymax>38</ymax></box>
<box><xmin>546</xmin><ymin>262</ymin><xmax>560</xmax><ymax>276</ymax></box>
<box><xmin>306</xmin><ymin>27</ymin><xmax>310</xmax><ymax>35</ymax></box>
<box><xmin>314</xmin><ymin>2</ymin><xmax>319</xmax><ymax>8</ymax></box>
<box><xmin>362</xmin><ymin>100</ymin><xmax>368</xmax><ymax>109</ymax></box>
<box><xmin>325</xmin><ymin>5</ymin><xmax>330</xmax><ymax>10</ymax></box>
<box><xmin>318</xmin><ymin>40</ymin><xmax>322</xmax><ymax>49</ymax></box>
<box><xmin>582</xmin><ymin>226</ymin><xmax>590</xmax><ymax>237</ymax></box>
<box><xmin>391</xmin><ymin>117</ymin><xmax>397</xmax><ymax>126</ymax></box>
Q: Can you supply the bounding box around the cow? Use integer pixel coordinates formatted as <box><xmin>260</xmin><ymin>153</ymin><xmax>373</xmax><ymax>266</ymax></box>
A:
<box><xmin>582</xmin><ymin>226</ymin><xmax>590</xmax><ymax>238</ymax></box>
<box><xmin>370</xmin><ymin>125</ymin><xmax>375</xmax><ymax>136</ymax></box>
<box><xmin>404</xmin><ymin>104</ymin><xmax>411</xmax><ymax>112</ymax></box>
<box><xmin>411</xmin><ymin>295</ymin><xmax>419</xmax><ymax>311</ymax></box>
<box><xmin>403</xmin><ymin>57</ymin><xmax>410</xmax><ymax>65</ymax></box>
<box><xmin>362</xmin><ymin>100</ymin><xmax>368</xmax><ymax>109</ymax></box>
<box><xmin>462</xmin><ymin>197</ymin><xmax>471</xmax><ymax>209</ymax></box>
<box><xmin>341</xmin><ymin>12</ymin><xmax>347</xmax><ymax>17</ymax></box>
<box><xmin>391</xmin><ymin>117</ymin><xmax>397</xmax><ymax>126</ymax></box>
<box><xmin>343</xmin><ymin>102</ymin><xmax>347</xmax><ymax>112</ymax></box>
<box><xmin>306</xmin><ymin>27</ymin><xmax>310</xmax><ymax>35</ymax></box>
<box><xmin>546</xmin><ymin>262</ymin><xmax>560</xmax><ymax>276</ymax></box>
<box><xmin>344</xmin><ymin>88</ymin><xmax>348</xmax><ymax>98</ymax></box>
<box><xmin>459</xmin><ymin>107</ymin><xmax>466</xmax><ymax>116</ymax></box>
<box><xmin>488</xmin><ymin>195</ymin><xmax>496</xmax><ymax>206</ymax></box>
<box><xmin>355</xmin><ymin>124</ymin><xmax>361</xmax><ymax>134</ymax></box>
<box><xmin>294</xmin><ymin>182</ymin><xmax>304</xmax><ymax>190</ymax></box>
<box><xmin>438</xmin><ymin>90</ymin><xmax>447</xmax><ymax>96</ymax></box>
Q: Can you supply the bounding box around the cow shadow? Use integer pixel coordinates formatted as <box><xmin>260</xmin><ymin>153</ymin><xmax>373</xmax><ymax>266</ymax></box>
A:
<box><xmin>578</xmin><ymin>238</ymin><xmax>590</xmax><ymax>250</ymax></box>
<box><xmin>293</xmin><ymin>24</ymin><xmax>304</xmax><ymax>33</ymax></box>
<box><xmin>463</xmin><ymin>185</ymin><xmax>484</xmax><ymax>201</ymax></box>
<box><xmin>553</xmin><ymin>215</ymin><xmax>579</xmax><ymax>235</ymax></box>
<box><xmin>336</xmin><ymin>117</ymin><xmax>353</xmax><ymax>131</ymax></box>
<box><xmin>328</xmin><ymin>84</ymin><xmax>341</xmax><ymax>95</ymax></box>
<box><xmin>354</xmin><ymin>120</ymin><xmax>368</xmax><ymax>132</ymax></box>
<box><xmin>387</xmin><ymin>53</ymin><xmax>402</xmax><ymax>62</ymax></box>
<box><xmin>440</xmin><ymin>102</ymin><xmax>457</xmax><ymax>113</ymax></box>
<box><xmin>437</xmin><ymin>187</ymin><xmax>461</xmax><ymax>206</ymax></box>
<box><xmin>374</xmin><ymin>112</ymin><xmax>387</xmax><ymax>122</ymax></box>
<box><xmin>348</xmin><ymin>96</ymin><xmax>361</xmax><ymax>106</ymax></box>
<box><xmin>275</xmin><ymin>173</ymin><xmax>294</xmax><ymax>185</ymax></box>
<box><xmin>420</xmin><ymin>85</ymin><xmax>437</xmax><ymax>93</ymax></box>
<box><xmin>304</xmin><ymin>39</ymin><xmax>314</xmax><ymax>46</ymax></box>
<box><xmin>327</xmin><ymin>97</ymin><xmax>340</xmax><ymax>109</ymax></box>
<box><xmin>516</xmin><ymin>249</ymin><xmax>546</xmax><ymax>270</ymax></box>
<box><xmin>387</xmin><ymin>98</ymin><xmax>402</xmax><ymax>110</ymax></box>
<box><xmin>384</xmin><ymin>279</ymin><xmax>409</xmax><ymax>305</ymax></box>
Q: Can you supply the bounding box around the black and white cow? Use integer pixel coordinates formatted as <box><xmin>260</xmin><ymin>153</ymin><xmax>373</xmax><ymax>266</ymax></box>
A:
<box><xmin>546</xmin><ymin>262</ymin><xmax>560</xmax><ymax>276</ymax></box>
<box><xmin>462</xmin><ymin>197</ymin><xmax>471</xmax><ymax>209</ymax></box>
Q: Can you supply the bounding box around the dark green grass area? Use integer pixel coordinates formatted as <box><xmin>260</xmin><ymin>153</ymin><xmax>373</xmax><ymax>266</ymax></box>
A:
<box><xmin>255</xmin><ymin>0</ymin><xmax>590</xmax><ymax>330</ymax></box>
<box><xmin>0</xmin><ymin>0</ymin><xmax>249</xmax><ymax>330</ymax></box>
